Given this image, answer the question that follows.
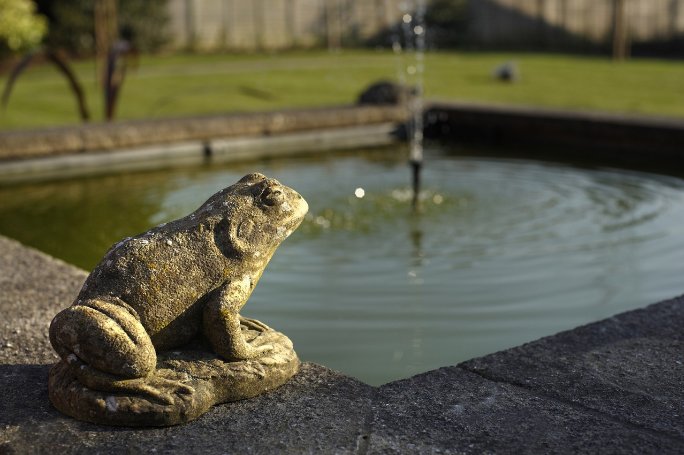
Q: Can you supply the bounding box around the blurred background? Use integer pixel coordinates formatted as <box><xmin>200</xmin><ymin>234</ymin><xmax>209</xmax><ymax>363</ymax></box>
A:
<box><xmin>1</xmin><ymin>0</ymin><xmax>683</xmax><ymax>129</ymax></box>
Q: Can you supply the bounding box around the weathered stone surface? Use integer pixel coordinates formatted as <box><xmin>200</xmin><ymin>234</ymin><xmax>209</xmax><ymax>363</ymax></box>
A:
<box><xmin>461</xmin><ymin>296</ymin><xmax>684</xmax><ymax>440</ymax></box>
<box><xmin>369</xmin><ymin>366</ymin><xmax>682</xmax><ymax>454</ymax></box>
<box><xmin>1</xmin><ymin>362</ymin><xmax>374</xmax><ymax>454</ymax></box>
<box><xmin>0</xmin><ymin>106</ymin><xmax>407</xmax><ymax>160</ymax></box>
<box><xmin>49</xmin><ymin>326</ymin><xmax>299</xmax><ymax>426</ymax></box>
<box><xmin>0</xmin><ymin>236</ymin><xmax>86</xmax><ymax>365</ymax></box>
<box><xmin>47</xmin><ymin>173</ymin><xmax>308</xmax><ymax>426</ymax></box>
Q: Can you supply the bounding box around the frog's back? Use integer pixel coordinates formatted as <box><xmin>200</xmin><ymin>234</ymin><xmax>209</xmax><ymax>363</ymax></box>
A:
<box><xmin>77</xmin><ymin>226</ymin><xmax>230</xmax><ymax>345</ymax></box>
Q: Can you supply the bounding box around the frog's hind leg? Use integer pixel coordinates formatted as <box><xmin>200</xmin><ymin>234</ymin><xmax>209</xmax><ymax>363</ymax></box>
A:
<box><xmin>49</xmin><ymin>298</ymin><xmax>157</xmax><ymax>383</ymax></box>
<box><xmin>50</xmin><ymin>299</ymin><xmax>195</xmax><ymax>405</ymax></box>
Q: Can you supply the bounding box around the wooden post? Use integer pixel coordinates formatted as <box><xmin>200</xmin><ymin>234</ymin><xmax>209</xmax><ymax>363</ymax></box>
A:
<box><xmin>612</xmin><ymin>0</ymin><xmax>630</xmax><ymax>60</ymax></box>
<box><xmin>286</xmin><ymin>0</ymin><xmax>298</xmax><ymax>48</ymax></box>
<box><xmin>184</xmin><ymin>0</ymin><xmax>196</xmax><ymax>50</ymax></box>
<box><xmin>94</xmin><ymin>0</ymin><xmax>118</xmax><ymax>85</ymax></box>
<box><xmin>252</xmin><ymin>0</ymin><xmax>266</xmax><ymax>50</ymax></box>
<box><xmin>670</xmin><ymin>0</ymin><xmax>680</xmax><ymax>38</ymax></box>
<box><xmin>325</xmin><ymin>0</ymin><xmax>341</xmax><ymax>50</ymax></box>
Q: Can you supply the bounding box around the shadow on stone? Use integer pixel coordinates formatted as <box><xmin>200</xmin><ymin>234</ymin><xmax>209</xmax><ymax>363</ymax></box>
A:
<box><xmin>1</xmin><ymin>362</ymin><xmax>375</xmax><ymax>454</ymax></box>
<box><xmin>0</xmin><ymin>364</ymin><xmax>60</xmax><ymax>427</ymax></box>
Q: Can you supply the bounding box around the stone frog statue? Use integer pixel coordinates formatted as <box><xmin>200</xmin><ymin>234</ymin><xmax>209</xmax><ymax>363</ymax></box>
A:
<box><xmin>49</xmin><ymin>173</ymin><xmax>308</xmax><ymax>397</ymax></box>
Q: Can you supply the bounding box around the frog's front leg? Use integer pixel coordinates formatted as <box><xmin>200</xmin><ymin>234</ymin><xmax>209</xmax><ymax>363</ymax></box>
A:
<box><xmin>203</xmin><ymin>279</ymin><xmax>272</xmax><ymax>361</ymax></box>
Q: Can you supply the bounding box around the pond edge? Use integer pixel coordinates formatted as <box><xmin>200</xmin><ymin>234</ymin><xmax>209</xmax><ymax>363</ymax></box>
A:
<box><xmin>0</xmin><ymin>234</ymin><xmax>681</xmax><ymax>452</ymax></box>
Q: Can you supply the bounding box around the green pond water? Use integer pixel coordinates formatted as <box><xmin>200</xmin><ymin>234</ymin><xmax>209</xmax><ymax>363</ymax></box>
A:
<box><xmin>2</xmin><ymin>145</ymin><xmax>684</xmax><ymax>385</ymax></box>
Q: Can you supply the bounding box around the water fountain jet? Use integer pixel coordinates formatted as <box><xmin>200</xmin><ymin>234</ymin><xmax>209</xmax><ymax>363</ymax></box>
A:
<box><xmin>396</xmin><ymin>0</ymin><xmax>427</xmax><ymax>210</ymax></box>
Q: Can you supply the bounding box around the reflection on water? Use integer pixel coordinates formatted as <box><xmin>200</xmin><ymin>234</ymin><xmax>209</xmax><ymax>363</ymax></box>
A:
<box><xmin>2</xmin><ymin>146</ymin><xmax>684</xmax><ymax>385</ymax></box>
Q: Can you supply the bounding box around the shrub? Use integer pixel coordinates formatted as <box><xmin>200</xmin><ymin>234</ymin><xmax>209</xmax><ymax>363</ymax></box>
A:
<box><xmin>0</xmin><ymin>0</ymin><xmax>47</xmax><ymax>54</ymax></box>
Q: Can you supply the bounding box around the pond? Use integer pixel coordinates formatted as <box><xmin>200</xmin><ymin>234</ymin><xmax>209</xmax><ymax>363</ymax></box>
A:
<box><xmin>2</xmin><ymin>145</ymin><xmax>684</xmax><ymax>385</ymax></box>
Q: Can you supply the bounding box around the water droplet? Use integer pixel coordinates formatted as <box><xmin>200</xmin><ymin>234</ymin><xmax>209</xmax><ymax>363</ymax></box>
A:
<box><xmin>413</xmin><ymin>25</ymin><xmax>424</xmax><ymax>35</ymax></box>
<box><xmin>433</xmin><ymin>194</ymin><xmax>444</xmax><ymax>205</ymax></box>
<box><xmin>402</xmin><ymin>14</ymin><xmax>412</xmax><ymax>23</ymax></box>
<box><xmin>354</xmin><ymin>188</ymin><xmax>365</xmax><ymax>198</ymax></box>
<box><xmin>407</xmin><ymin>66</ymin><xmax>417</xmax><ymax>75</ymax></box>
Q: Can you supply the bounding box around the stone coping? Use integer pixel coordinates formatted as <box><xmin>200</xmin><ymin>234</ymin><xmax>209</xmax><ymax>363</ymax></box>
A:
<box><xmin>1</xmin><ymin>234</ymin><xmax>682</xmax><ymax>453</ymax></box>
<box><xmin>0</xmin><ymin>105</ymin><xmax>408</xmax><ymax>161</ymax></box>
<box><xmin>0</xmin><ymin>123</ymin><xmax>401</xmax><ymax>185</ymax></box>
<box><xmin>425</xmin><ymin>101</ymin><xmax>684</xmax><ymax>164</ymax></box>
<box><xmin>4</xmin><ymin>101</ymin><xmax>684</xmax><ymax>185</ymax></box>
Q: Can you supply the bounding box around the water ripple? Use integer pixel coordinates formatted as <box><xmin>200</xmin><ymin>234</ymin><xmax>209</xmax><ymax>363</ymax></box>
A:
<box><xmin>2</xmin><ymin>146</ymin><xmax>684</xmax><ymax>385</ymax></box>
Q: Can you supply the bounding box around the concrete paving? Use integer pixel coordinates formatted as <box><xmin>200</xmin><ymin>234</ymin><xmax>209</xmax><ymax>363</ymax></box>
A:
<box><xmin>1</xmin><ymin>235</ymin><xmax>682</xmax><ymax>453</ymax></box>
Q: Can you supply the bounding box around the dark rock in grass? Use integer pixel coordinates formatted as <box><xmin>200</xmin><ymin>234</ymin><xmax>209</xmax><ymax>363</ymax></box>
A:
<box><xmin>358</xmin><ymin>80</ymin><xmax>415</xmax><ymax>105</ymax></box>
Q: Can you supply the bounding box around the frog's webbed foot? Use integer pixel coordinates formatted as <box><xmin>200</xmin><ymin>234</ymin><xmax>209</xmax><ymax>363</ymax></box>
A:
<box><xmin>239</xmin><ymin>316</ymin><xmax>271</xmax><ymax>332</ymax></box>
<box><xmin>204</xmin><ymin>309</ymin><xmax>275</xmax><ymax>361</ymax></box>
<box><xmin>67</xmin><ymin>355</ymin><xmax>194</xmax><ymax>405</ymax></box>
<box><xmin>136</xmin><ymin>371</ymin><xmax>195</xmax><ymax>405</ymax></box>
<box><xmin>242</xmin><ymin>342</ymin><xmax>274</xmax><ymax>359</ymax></box>
<box><xmin>105</xmin><ymin>375</ymin><xmax>194</xmax><ymax>406</ymax></box>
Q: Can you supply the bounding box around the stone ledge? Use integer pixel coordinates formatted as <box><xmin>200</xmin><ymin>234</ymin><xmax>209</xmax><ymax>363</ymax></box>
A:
<box><xmin>0</xmin><ymin>123</ymin><xmax>401</xmax><ymax>185</ymax></box>
<box><xmin>460</xmin><ymin>295</ymin><xmax>684</xmax><ymax>440</ymax></box>
<box><xmin>1</xmin><ymin>235</ymin><xmax>682</xmax><ymax>453</ymax></box>
<box><xmin>369</xmin><ymin>366</ymin><xmax>683</xmax><ymax>454</ymax></box>
<box><xmin>425</xmin><ymin>101</ymin><xmax>684</xmax><ymax>166</ymax></box>
<box><xmin>0</xmin><ymin>105</ymin><xmax>407</xmax><ymax>161</ymax></box>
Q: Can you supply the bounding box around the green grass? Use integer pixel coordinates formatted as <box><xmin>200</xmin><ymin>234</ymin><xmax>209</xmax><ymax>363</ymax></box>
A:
<box><xmin>2</xmin><ymin>49</ymin><xmax>684</xmax><ymax>130</ymax></box>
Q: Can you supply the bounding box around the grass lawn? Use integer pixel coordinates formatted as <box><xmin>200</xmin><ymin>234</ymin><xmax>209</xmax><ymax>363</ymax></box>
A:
<box><xmin>1</xmin><ymin>49</ymin><xmax>683</xmax><ymax>130</ymax></box>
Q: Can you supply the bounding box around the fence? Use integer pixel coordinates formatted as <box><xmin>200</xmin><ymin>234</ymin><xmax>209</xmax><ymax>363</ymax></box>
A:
<box><xmin>468</xmin><ymin>0</ymin><xmax>684</xmax><ymax>51</ymax></box>
<box><xmin>165</xmin><ymin>0</ymin><xmax>684</xmax><ymax>53</ymax></box>
<box><xmin>167</xmin><ymin>0</ymin><xmax>406</xmax><ymax>51</ymax></box>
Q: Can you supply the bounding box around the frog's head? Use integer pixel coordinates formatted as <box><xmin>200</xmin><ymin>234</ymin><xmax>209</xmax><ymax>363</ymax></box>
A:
<box><xmin>210</xmin><ymin>173</ymin><xmax>308</xmax><ymax>262</ymax></box>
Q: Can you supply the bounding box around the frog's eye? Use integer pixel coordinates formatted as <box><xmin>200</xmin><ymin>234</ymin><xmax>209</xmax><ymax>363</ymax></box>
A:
<box><xmin>239</xmin><ymin>173</ymin><xmax>267</xmax><ymax>184</ymax></box>
<box><xmin>250</xmin><ymin>182</ymin><xmax>268</xmax><ymax>199</ymax></box>
<box><xmin>261</xmin><ymin>188</ymin><xmax>284</xmax><ymax>207</ymax></box>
